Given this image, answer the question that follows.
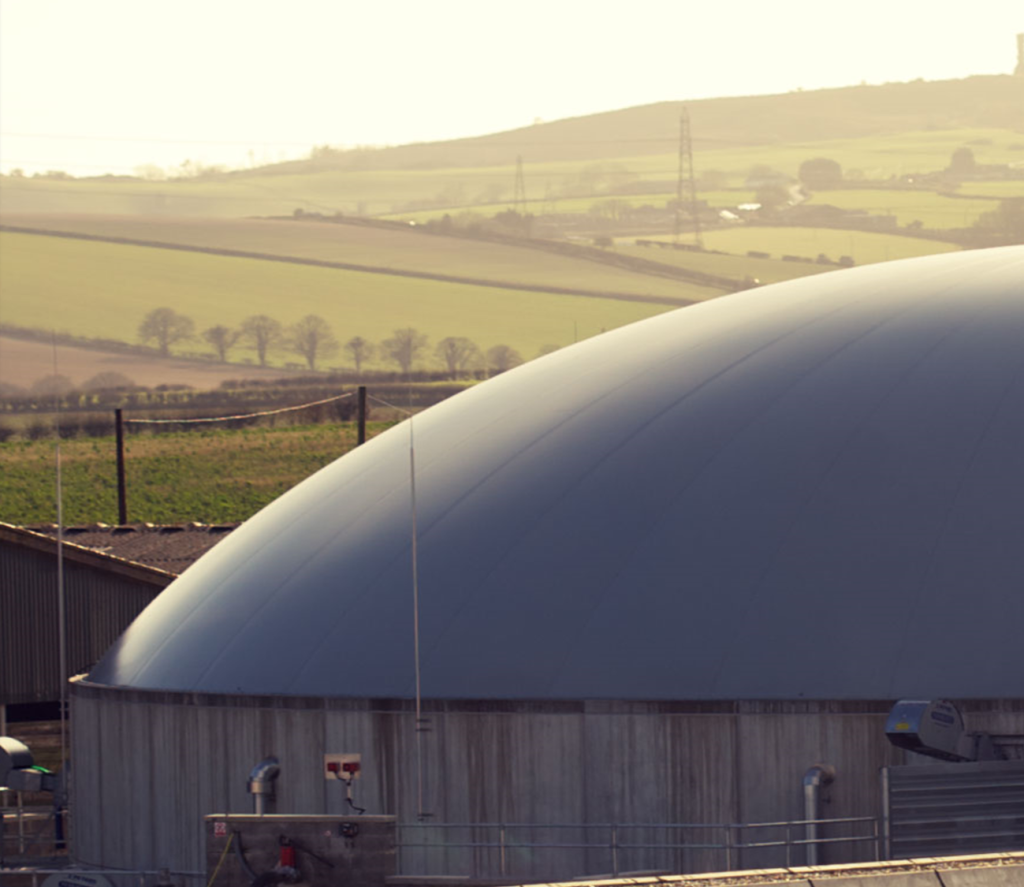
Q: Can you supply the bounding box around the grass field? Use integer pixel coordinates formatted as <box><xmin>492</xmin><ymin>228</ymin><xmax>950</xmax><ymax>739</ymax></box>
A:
<box><xmin>1</xmin><ymin>214</ymin><xmax>720</xmax><ymax>300</ymax></box>
<box><xmin>0</xmin><ymin>232</ymin><xmax>683</xmax><ymax>368</ymax></box>
<box><xmin>644</xmin><ymin>227</ymin><xmax>959</xmax><ymax>266</ymax></box>
<box><xmin>613</xmin><ymin>243</ymin><xmax>830</xmax><ymax>284</ymax></box>
<box><xmin>959</xmin><ymin>181</ymin><xmax>1024</xmax><ymax>198</ymax></box>
<box><xmin>803</xmin><ymin>189</ymin><xmax>1000</xmax><ymax>228</ymax></box>
<box><xmin>0</xmin><ymin>422</ymin><xmax>394</xmax><ymax>524</ymax></box>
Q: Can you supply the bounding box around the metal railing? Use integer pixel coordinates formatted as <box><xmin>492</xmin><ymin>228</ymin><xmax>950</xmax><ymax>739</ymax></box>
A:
<box><xmin>1</xmin><ymin>796</ymin><xmax>58</xmax><ymax>858</ymax></box>
<box><xmin>6</xmin><ymin>870</ymin><xmax>205</xmax><ymax>887</ymax></box>
<box><xmin>396</xmin><ymin>816</ymin><xmax>880</xmax><ymax>879</ymax></box>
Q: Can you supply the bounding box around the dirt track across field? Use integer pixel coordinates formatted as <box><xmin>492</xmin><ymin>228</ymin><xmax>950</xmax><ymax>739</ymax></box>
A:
<box><xmin>0</xmin><ymin>336</ymin><xmax>301</xmax><ymax>391</ymax></box>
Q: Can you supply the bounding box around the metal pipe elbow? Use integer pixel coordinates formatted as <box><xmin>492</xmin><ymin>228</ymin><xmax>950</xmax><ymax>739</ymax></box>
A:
<box><xmin>802</xmin><ymin>763</ymin><xmax>836</xmax><ymax>791</ymax></box>
<box><xmin>247</xmin><ymin>756</ymin><xmax>280</xmax><ymax>795</ymax></box>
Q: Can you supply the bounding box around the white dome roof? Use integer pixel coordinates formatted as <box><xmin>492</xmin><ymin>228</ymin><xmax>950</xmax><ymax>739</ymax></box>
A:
<box><xmin>89</xmin><ymin>246</ymin><xmax>1024</xmax><ymax>701</ymax></box>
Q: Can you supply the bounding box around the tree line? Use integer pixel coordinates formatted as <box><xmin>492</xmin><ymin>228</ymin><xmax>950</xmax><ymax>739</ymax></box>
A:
<box><xmin>138</xmin><ymin>308</ymin><xmax>548</xmax><ymax>376</ymax></box>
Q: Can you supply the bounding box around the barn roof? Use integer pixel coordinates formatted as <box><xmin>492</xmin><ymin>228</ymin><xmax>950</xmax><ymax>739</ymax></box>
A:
<box><xmin>26</xmin><ymin>523</ymin><xmax>237</xmax><ymax>574</ymax></box>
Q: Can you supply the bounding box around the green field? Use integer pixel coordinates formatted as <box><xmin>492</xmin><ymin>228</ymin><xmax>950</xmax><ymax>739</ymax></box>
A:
<box><xmin>1</xmin><ymin>232</ymin><xmax>682</xmax><ymax>367</ymax></box>
<box><xmin>0</xmin><ymin>422</ymin><xmax>393</xmax><ymax>525</ymax></box>
<box><xmin>959</xmin><ymin>181</ymin><xmax>1024</xmax><ymax>198</ymax></box>
<box><xmin>1</xmin><ymin>214</ymin><xmax>721</xmax><ymax>300</ymax></box>
<box><xmin>613</xmin><ymin>243</ymin><xmax>830</xmax><ymax>284</ymax></box>
<box><xmin>803</xmin><ymin>189</ymin><xmax>1000</xmax><ymax>228</ymax></box>
<box><xmin>678</xmin><ymin>227</ymin><xmax>960</xmax><ymax>266</ymax></box>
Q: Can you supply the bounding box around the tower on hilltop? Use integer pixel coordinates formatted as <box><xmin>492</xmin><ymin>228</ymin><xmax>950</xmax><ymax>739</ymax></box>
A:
<box><xmin>1016</xmin><ymin>33</ymin><xmax>1024</xmax><ymax>76</ymax></box>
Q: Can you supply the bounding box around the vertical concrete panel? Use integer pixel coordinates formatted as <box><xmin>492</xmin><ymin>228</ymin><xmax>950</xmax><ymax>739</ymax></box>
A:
<box><xmin>151</xmin><ymin>701</ymin><xmax>201</xmax><ymax>870</ymax></box>
<box><xmin>270</xmin><ymin>707</ymin><xmax>325</xmax><ymax>814</ymax></box>
<box><xmin>227</xmin><ymin>705</ymin><xmax>270</xmax><ymax>815</ymax></box>
<box><xmin>438</xmin><ymin>710</ymin><xmax>588</xmax><ymax>878</ymax></box>
<box><xmin>95</xmin><ymin>694</ymin><xmax>137</xmax><ymax>866</ymax></box>
<box><xmin>821</xmin><ymin>712</ymin><xmax>903</xmax><ymax>863</ymax></box>
<box><xmin>69</xmin><ymin>689</ymin><xmax>102</xmax><ymax>860</ymax></box>
<box><xmin>736</xmin><ymin>713</ymin><xmax>821</xmax><ymax>824</ymax></box>
<box><xmin>582</xmin><ymin>707</ymin><xmax>740</xmax><ymax>874</ymax></box>
<box><xmin>665</xmin><ymin>712</ymin><xmax>740</xmax><ymax>874</ymax></box>
<box><xmin>194</xmin><ymin>705</ymin><xmax>235</xmax><ymax>821</ymax></box>
<box><xmin>735</xmin><ymin>710</ymin><xmax>896</xmax><ymax>869</ymax></box>
<box><xmin>322</xmin><ymin>708</ymin><xmax>376</xmax><ymax>815</ymax></box>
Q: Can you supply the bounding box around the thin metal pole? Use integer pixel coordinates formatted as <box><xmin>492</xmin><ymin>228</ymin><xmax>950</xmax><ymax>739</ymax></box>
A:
<box><xmin>499</xmin><ymin>824</ymin><xmax>507</xmax><ymax>876</ymax></box>
<box><xmin>683</xmin><ymin>106</ymin><xmax>703</xmax><ymax>249</ymax></box>
<box><xmin>410</xmin><ymin>417</ymin><xmax>425</xmax><ymax>819</ymax></box>
<box><xmin>18</xmin><ymin>790</ymin><xmax>25</xmax><ymax>853</ymax></box>
<box><xmin>357</xmin><ymin>386</ymin><xmax>367</xmax><ymax>445</ymax></box>
<box><xmin>879</xmin><ymin>767</ymin><xmax>891</xmax><ymax>860</ymax></box>
<box><xmin>115</xmin><ymin>408</ymin><xmax>128</xmax><ymax>524</ymax></box>
<box><xmin>52</xmin><ymin>336</ymin><xmax>68</xmax><ymax>796</ymax></box>
<box><xmin>674</xmin><ymin>111</ymin><xmax>684</xmax><ymax>244</ymax></box>
<box><xmin>611</xmin><ymin>824</ymin><xmax>619</xmax><ymax>876</ymax></box>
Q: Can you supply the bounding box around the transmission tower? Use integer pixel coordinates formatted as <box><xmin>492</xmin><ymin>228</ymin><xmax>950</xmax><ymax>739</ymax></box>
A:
<box><xmin>673</xmin><ymin>107</ymin><xmax>702</xmax><ymax>249</ymax></box>
<box><xmin>513</xmin><ymin>155</ymin><xmax>528</xmax><ymax>217</ymax></box>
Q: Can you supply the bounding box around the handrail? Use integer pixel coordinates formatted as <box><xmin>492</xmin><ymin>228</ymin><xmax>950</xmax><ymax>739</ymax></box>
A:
<box><xmin>395</xmin><ymin>816</ymin><xmax>881</xmax><ymax>878</ymax></box>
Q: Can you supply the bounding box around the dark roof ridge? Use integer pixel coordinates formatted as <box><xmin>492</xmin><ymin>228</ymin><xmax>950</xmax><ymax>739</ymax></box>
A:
<box><xmin>0</xmin><ymin>522</ymin><xmax>177</xmax><ymax>586</ymax></box>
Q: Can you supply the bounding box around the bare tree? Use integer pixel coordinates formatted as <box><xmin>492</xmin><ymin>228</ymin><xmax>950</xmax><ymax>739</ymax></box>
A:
<box><xmin>345</xmin><ymin>336</ymin><xmax>375</xmax><ymax>374</ymax></box>
<box><xmin>486</xmin><ymin>344</ymin><xmax>523</xmax><ymax>374</ymax></box>
<box><xmin>240</xmin><ymin>315</ymin><xmax>283</xmax><ymax>367</ymax></box>
<box><xmin>381</xmin><ymin>328</ymin><xmax>429</xmax><ymax>375</ymax></box>
<box><xmin>138</xmin><ymin>307</ymin><xmax>195</xmax><ymax>356</ymax></box>
<box><xmin>435</xmin><ymin>336</ymin><xmax>480</xmax><ymax>378</ymax></box>
<box><xmin>537</xmin><ymin>343</ymin><xmax>561</xmax><ymax>358</ymax></box>
<box><xmin>203</xmin><ymin>325</ymin><xmax>240</xmax><ymax>362</ymax></box>
<box><xmin>290</xmin><ymin>315</ymin><xmax>339</xmax><ymax>371</ymax></box>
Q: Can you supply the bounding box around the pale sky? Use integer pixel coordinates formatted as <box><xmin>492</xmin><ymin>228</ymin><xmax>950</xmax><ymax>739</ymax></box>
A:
<box><xmin>1</xmin><ymin>0</ymin><xmax>1022</xmax><ymax>176</ymax></box>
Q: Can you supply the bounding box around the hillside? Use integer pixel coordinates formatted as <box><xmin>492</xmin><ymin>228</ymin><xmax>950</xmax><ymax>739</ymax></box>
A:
<box><xmin>242</xmin><ymin>75</ymin><xmax>1024</xmax><ymax>173</ymax></box>
<box><xmin>1</xmin><ymin>77</ymin><xmax>1020</xmax><ymax>221</ymax></box>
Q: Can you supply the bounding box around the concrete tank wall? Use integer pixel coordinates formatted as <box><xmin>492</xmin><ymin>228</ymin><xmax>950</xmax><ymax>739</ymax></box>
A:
<box><xmin>80</xmin><ymin>685</ymin><xmax>1024</xmax><ymax>876</ymax></box>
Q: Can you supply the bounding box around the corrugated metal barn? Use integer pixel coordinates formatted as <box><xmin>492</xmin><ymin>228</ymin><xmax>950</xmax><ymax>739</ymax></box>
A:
<box><xmin>0</xmin><ymin>524</ymin><xmax>172</xmax><ymax>711</ymax></box>
<box><xmin>1</xmin><ymin>523</ymin><xmax>234</xmax><ymax>714</ymax></box>
<box><xmin>70</xmin><ymin>247</ymin><xmax>1024</xmax><ymax>876</ymax></box>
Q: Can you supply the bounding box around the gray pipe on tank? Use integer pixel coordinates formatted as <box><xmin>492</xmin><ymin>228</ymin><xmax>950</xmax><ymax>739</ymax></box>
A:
<box><xmin>247</xmin><ymin>757</ymin><xmax>280</xmax><ymax>815</ymax></box>
<box><xmin>802</xmin><ymin>764</ymin><xmax>835</xmax><ymax>866</ymax></box>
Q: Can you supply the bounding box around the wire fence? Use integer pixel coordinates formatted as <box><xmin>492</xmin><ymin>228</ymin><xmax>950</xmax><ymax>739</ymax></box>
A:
<box><xmin>121</xmin><ymin>392</ymin><xmax>354</xmax><ymax>425</ymax></box>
